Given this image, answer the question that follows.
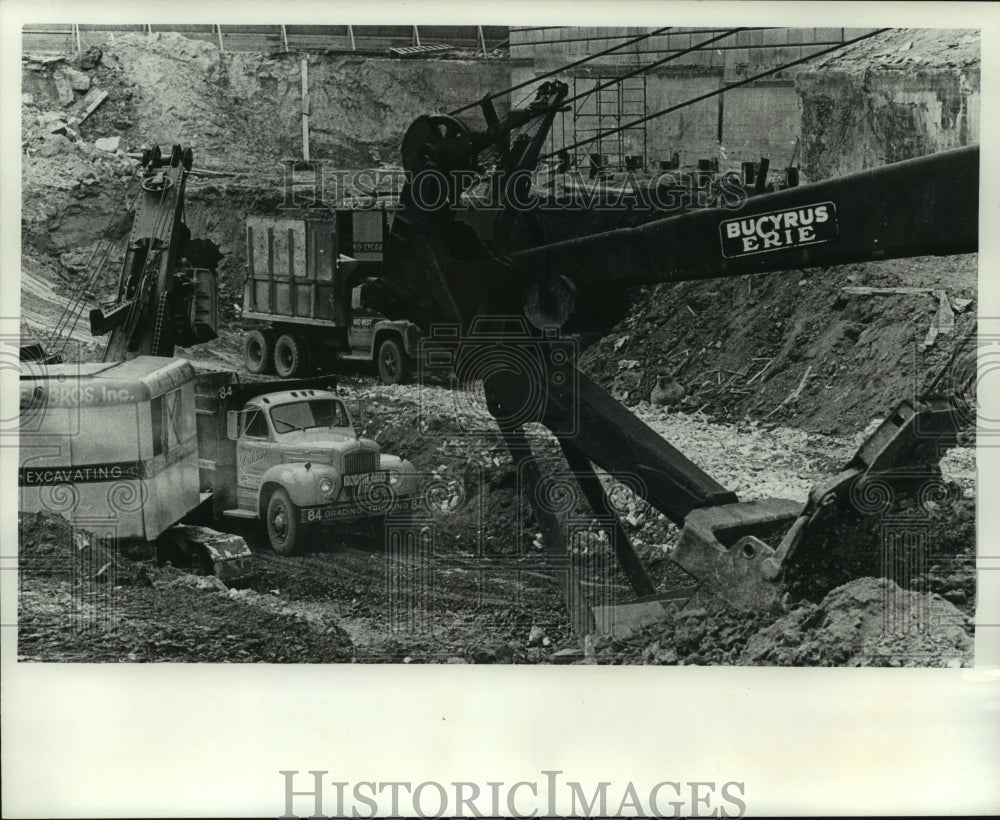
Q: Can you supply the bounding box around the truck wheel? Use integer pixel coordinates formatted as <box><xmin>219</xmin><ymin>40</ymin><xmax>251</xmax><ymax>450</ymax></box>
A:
<box><xmin>243</xmin><ymin>329</ymin><xmax>274</xmax><ymax>375</ymax></box>
<box><xmin>377</xmin><ymin>337</ymin><xmax>411</xmax><ymax>385</ymax></box>
<box><xmin>266</xmin><ymin>488</ymin><xmax>301</xmax><ymax>556</ymax></box>
<box><xmin>274</xmin><ymin>334</ymin><xmax>309</xmax><ymax>378</ymax></box>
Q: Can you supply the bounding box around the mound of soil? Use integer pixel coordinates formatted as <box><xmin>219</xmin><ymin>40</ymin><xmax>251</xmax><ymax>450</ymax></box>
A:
<box><xmin>17</xmin><ymin>512</ymin><xmax>354</xmax><ymax>662</ymax></box>
<box><xmin>585</xmin><ymin>576</ymin><xmax>972</xmax><ymax>667</ymax></box>
<box><xmin>741</xmin><ymin>577</ymin><xmax>972</xmax><ymax>667</ymax></box>
<box><xmin>579</xmin><ymin>255</ymin><xmax>976</xmax><ymax>435</ymax></box>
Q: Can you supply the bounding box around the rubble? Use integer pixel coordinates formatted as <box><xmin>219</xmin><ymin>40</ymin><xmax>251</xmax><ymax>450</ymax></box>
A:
<box><xmin>59</xmin><ymin>65</ymin><xmax>91</xmax><ymax>92</ymax></box>
<box><xmin>741</xmin><ymin>577</ymin><xmax>973</xmax><ymax>667</ymax></box>
<box><xmin>94</xmin><ymin>135</ymin><xmax>120</xmax><ymax>152</ymax></box>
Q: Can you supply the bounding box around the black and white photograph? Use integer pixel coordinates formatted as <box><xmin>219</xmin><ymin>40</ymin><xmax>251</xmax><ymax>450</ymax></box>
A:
<box><xmin>3</xmin><ymin>1</ymin><xmax>999</xmax><ymax>817</ymax></box>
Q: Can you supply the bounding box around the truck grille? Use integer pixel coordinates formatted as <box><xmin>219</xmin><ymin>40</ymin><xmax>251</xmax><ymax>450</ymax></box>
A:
<box><xmin>344</xmin><ymin>450</ymin><xmax>378</xmax><ymax>475</ymax></box>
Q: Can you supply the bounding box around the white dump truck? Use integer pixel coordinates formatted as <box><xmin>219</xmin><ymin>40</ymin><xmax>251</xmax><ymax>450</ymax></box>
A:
<box><xmin>19</xmin><ymin>357</ymin><xmax>419</xmax><ymax>574</ymax></box>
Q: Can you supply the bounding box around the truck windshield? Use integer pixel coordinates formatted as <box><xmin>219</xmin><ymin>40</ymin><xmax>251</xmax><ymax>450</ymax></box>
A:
<box><xmin>270</xmin><ymin>399</ymin><xmax>350</xmax><ymax>433</ymax></box>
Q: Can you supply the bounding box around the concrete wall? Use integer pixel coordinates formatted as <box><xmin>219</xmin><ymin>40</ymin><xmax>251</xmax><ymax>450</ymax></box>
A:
<box><xmin>511</xmin><ymin>27</ymin><xmax>979</xmax><ymax>181</ymax></box>
<box><xmin>511</xmin><ymin>27</ymin><xmax>876</xmax><ymax>170</ymax></box>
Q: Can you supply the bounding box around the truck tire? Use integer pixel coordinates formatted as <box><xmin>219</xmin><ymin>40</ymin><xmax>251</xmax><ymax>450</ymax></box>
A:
<box><xmin>377</xmin><ymin>336</ymin><xmax>411</xmax><ymax>385</ymax></box>
<box><xmin>274</xmin><ymin>333</ymin><xmax>310</xmax><ymax>378</ymax></box>
<box><xmin>266</xmin><ymin>488</ymin><xmax>301</xmax><ymax>556</ymax></box>
<box><xmin>243</xmin><ymin>329</ymin><xmax>274</xmax><ymax>375</ymax></box>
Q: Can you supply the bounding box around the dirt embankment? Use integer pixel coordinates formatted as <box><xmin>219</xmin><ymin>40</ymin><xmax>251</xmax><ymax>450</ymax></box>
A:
<box><xmin>578</xmin><ymin>254</ymin><xmax>977</xmax><ymax>435</ymax></box>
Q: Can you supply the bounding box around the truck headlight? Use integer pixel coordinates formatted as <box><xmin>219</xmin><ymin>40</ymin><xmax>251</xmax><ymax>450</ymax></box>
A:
<box><xmin>319</xmin><ymin>476</ymin><xmax>334</xmax><ymax>496</ymax></box>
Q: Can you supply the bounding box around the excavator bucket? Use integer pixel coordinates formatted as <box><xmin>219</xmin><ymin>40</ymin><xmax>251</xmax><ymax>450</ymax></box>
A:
<box><xmin>158</xmin><ymin>524</ymin><xmax>254</xmax><ymax>583</ymax></box>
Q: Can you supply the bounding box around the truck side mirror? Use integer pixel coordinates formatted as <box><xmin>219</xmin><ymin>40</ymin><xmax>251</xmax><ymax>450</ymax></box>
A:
<box><xmin>337</xmin><ymin>254</ymin><xmax>358</xmax><ymax>276</ymax></box>
<box><xmin>227</xmin><ymin>410</ymin><xmax>239</xmax><ymax>441</ymax></box>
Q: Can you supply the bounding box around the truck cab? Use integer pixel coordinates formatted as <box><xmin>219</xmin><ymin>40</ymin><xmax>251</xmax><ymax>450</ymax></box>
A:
<box><xmin>220</xmin><ymin>386</ymin><xmax>418</xmax><ymax>554</ymax></box>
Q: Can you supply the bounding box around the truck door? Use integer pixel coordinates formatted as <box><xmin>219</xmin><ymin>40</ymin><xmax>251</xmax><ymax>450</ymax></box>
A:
<box><xmin>235</xmin><ymin>406</ymin><xmax>272</xmax><ymax>499</ymax></box>
<box><xmin>343</xmin><ymin>210</ymin><xmax>383</xmax><ymax>354</ymax></box>
<box><xmin>347</xmin><ymin>291</ymin><xmax>376</xmax><ymax>353</ymax></box>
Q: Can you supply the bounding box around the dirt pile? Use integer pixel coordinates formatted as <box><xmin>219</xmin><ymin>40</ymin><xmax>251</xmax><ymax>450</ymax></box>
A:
<box><xmin>19</xmin><ymin>511</ymin><xmax>145</xmax><ymax>585</ymax></box>
<box><xmin>585</xmin><ymin>576</ymin><xmax>972</xmax><ymax>667</ymax></box>
<box><xmin>811</xmin><ymin>29</ymin><xmax>980</xmax><ymax>73</ymax></box>
<box><xmin>579</xmin><ymin>255</ymin><xmax>977</xmax><ymax>436</ymax></box>
<box><xmin>17</xmin><ymin>513</ymin><xmax>354</xmax><ymax>662</ymax></box>
<box><xmin>45</xmin><ymin>31</ymin><xmax>508</xmax><ymax>172</ymax></box>
<box><xmin>741</xmin><ymin>577</ymin><xmax>972</xmax><ymax>667</ymax></box>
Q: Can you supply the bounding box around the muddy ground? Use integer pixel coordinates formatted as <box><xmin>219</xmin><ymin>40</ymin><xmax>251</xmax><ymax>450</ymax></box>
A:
<box><xmin>18</xmin><ymin>364</ymin><xmax>977</xmax><ymax>666</ymax></box>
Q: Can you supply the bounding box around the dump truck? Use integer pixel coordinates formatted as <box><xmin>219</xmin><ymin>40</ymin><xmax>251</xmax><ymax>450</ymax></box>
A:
<box><xmin>192</xmin><ymin>366</ymin><xmax>419</xmax><ymax>554</ymax></box>
<box><xmin>240</xmin><ymin>208</ymin><xmax>421</xmax><ymax>385</ymax></box>
<box><xmin>18</xmin><ymin>356</ymin><xmax>419</xmax><ymax>570</ymax></box>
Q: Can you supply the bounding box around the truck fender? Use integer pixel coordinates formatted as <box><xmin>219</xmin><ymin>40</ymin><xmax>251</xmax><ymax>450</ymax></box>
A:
<box><xmin>373</xmin><ymin>320</ymin><xmax>421</xmax><ymax>359</ymax></box>
<box><xmin>257</xmin><ymin>462</ymin><xmax>340</xmax><ymax>513</ymax></box>
<box><xmin>379</xmin><ymin>454</ymin><xmax>418</xmax><ymax>496</ymax></box>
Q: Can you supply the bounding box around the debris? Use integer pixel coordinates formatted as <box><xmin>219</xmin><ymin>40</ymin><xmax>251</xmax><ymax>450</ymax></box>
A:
<box><xmin>165</xmin><ymin>573</ymin><xmax>229</xmax><ymax>593</ymax></box>
<box><xmin>465</xmin><ymin>641</ymin><xmax>514</xmax><ymax>664</ymax></box>
<box><xmin>76</xmin><ymin>46</ymin><xmax>103</xmax><ymax>70</ymax></box>
<box><xmin>94</xmin><ymin>136</ymin><xmax>121</xmax><ymax>153</ymax></box>
<box><xmin>23</xmin><ymin>54</ymin><xmax>66</xmax><ymax>66</ymax></box>
<box><xmin>527</xmin><ymin>625</ymin><xmax>545</xmax><ymax>646</ymax></box>
<box><xmin>842</xmin><ymin>286</ymin><xmax>937</xmax><ymax>296</ymax></box>
<box><xmin>58</xmin><ymin>66</ymin><xmax>91</xmax><ymax>92</ymax></box>
<box><xmin>71</xmin><ymin>87</ymin><xmax>108</xmax><ymax>123</ymax></box>
<box><xmin>765</xmin><ymin>365</ymin><xmax>813</xmax><ymax>418</ymax></box>
<box><xmin>35</xmin><ymin>134</ymin><xmax>72</xmax><ymax>158</ymax></box>
<box><xmin>53</xmin><ymin>73</ymin><xmax>75</xmax><ymax>106</ymax></box>
<box><xmin>746</xmin><ymin>358</ymin><xmax>773</xmax><ymax>385</ymax></box>
<box><xmin>923</xmin><ymin>290</ymin><xmax>956</xmax><ymax>349</ymax></box>
<box><xmin>741</xmin><ymin>577</ymin><xmax>972</xmax><ymax>667</ymax></box>
<box><xmin>389</xmin><ymin>44</ymin><xmax>456</xmax><ymax>58</ymax></box>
